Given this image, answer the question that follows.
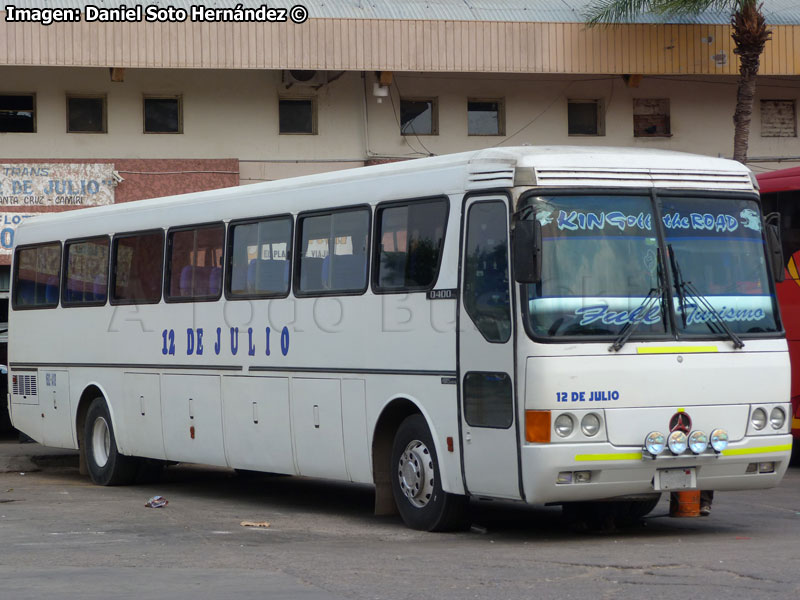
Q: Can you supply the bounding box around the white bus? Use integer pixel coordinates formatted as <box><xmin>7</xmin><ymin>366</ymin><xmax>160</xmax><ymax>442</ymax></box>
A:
<box><xmin>7</xmin><ymin>147</ymin><xmax>793</xmax><ymax>531</ymax></box>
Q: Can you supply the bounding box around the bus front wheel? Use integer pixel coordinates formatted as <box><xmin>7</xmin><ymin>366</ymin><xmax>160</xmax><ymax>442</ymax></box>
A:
<box><xmin>84</xmin><ymin>397</ymin><xmax>138</xmax><ymax>486</ymax></box>
<box><xmin>390</xmin><ymin>414</ymin><xmax>469</xmax><ymax>531</ymax></box>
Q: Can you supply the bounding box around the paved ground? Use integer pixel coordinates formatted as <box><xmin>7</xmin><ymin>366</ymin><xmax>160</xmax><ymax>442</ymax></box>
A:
<box><xmin>1</xmin><ymin>437</ymin><xmax>798</xmax><ymax>599</ymax></box>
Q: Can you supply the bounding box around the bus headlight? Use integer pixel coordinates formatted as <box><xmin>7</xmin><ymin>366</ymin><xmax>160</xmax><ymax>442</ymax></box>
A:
<box><xmin>668</xmin><ymin>431</ymin><xmax>688</xmax><ymax>455</ymax></box>
<box><xmin>769</xmin><ymin>407</ymin><xmax>786</xmax><ymax>430</ymax></box>
<box><xmin>554</xmin><ymin>414</ymin><xmax>574</xmax><ymax>438</ymax></box>
<box><xmin>710</xmin><ymin>429</ymin><xmax>729</xmax><ymax>452</ymax></box>
<box><xmin>751</xmin><ymin>408</ymin><xmax>767</xmax><ymax>430</ymax></box>
<box><xmin>688</xmin><ymin>430</ymin><xmax>708</xmax><ymax>454</ymax></box>
<box><xmin>645</xmin><ymin>431</ymin><xmax>666</xmax><ymax>456</ymax></box>
<box><xmin>580</xmin><ymin>413</ymin><xmax>601</xmax><ymax>437</ymax></box>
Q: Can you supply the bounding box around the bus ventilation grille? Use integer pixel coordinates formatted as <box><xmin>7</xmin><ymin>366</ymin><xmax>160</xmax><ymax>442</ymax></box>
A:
<box><xmin>467</xmin><ymin>168</ymin><xmax>515</xmax><ymax>189</ymax></box>
<box><xmin>12</xmin><ymin>375</ymin><xmax>37</xmax><ymax>396</ymax></box>
<box><xmin>534</xmin><ymin>168</ymin><xmax>754</xmax><ymax>191</ymax></box>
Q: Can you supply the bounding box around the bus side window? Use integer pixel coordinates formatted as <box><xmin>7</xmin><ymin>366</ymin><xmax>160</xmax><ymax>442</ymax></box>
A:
<box><xmin>463</xmin><ymin>372</ymin><xmax>513</xmax><ymax>428</ymax></box>
<box><xmin>297</xmin><ymin>208</ymin><xmax>369</xmax><ymax>295</ymax></box>
<box><xmin>111</xmin><ymin>230</ymin><xmax>164</xmax><ymax>305</ymax></box>
<box><xmin>374</xmin><ymin>198</ymin><xmax>448</xmax><ymax>292</ymax></box>
<box><xmin>12</xmin><ymin>242</ymin><xmax>62</xmax><ymax>309</ymax></box>
<box><xmin>463</xmin><ymin>201</ymin><xmax>511</xmax><ymax>343</ymax></box>
<box><xmin>166</xmin><ymin>224</ymin><xmax>225</xmax><ymax>301</ymax></box>
<box><xmin>63</xmin><ymin>236</ymin><xmax>110</xmax><ymax>306</ymax></box>
<box><xmin>228</xmin><ymin>217</ymin><xmax>293</xmax><ymax>297</ymax></box>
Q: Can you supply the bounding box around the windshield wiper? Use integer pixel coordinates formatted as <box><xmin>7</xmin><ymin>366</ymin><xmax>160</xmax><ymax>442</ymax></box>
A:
<box><xmin>610</xmin><ymin>248</ymin><xmax>665</xmax><ymax>352</ymax></box>
<box><xmin>668</xmin><ymin>245</ymin><xmax>688</xmax><ymax>328</ymax></box>
<box><xmin>667</xmin><ymin>244</ymin><xmax>744</xmax><ymax>349</ymax></box>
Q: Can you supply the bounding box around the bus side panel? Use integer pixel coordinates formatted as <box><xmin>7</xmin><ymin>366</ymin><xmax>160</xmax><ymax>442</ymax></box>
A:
<box><xmin>291</xmin><ymin>377</ymin><xmax>348</xmax><ymax>480</ymax></box>
<box><xmin>162</xmin><ymin>374</ymin><xmax>226</xmax><ymax>466</ymax></box>
<box><xmin>8</xmin><ymin>368</ymin><xmax>44</xmax><ymax>444</ymax></box>
<box><xmin>342</xmin><ymin>378</ymin><xmax>372</xmax><ymax>484</ymax></box>
<box><xmin>365</xmin><ymin>376</ymin><xmax>465</xmax><ymax>496</ymax></box>
<box><xmin>775</xmin><ymin>261</ymin><xmax>800</xmax><ymax>438</ymax></box>
<box><xmin>39</xmin><ymin>369</ymin><xmax>73</xmax><ymax>448</ymax></box>
<box><xmin>121</xmin><ymin>373</ymin><xmax>167</xmax><ymax>460</ymax></box>
<box><xmin>222</xmin><ymin>375</ymin><xmax>295</xmax><ymax>474</ymax></box>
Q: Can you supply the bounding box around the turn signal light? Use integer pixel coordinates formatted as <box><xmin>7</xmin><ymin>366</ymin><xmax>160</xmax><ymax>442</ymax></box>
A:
<box><xmin>525</xmin><ymin>410</ymin><xmax>551</xmax><ymax>443</ymax></box>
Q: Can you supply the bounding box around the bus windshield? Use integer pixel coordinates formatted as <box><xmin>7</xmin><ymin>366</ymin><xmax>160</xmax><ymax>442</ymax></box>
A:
<box><xmin>522</xmin><ymin>194</ymin><xmax>666</xmax><ymax>338</ymax></box>
<box><xmin>521</xmin><ymin>193</ymin><xmax>779</xmax><ymax>340</ymax></box>
<box><xmin>662</xmin><ymin>196</ymin><xmax>779</xmax><ymax>335</ymax></box>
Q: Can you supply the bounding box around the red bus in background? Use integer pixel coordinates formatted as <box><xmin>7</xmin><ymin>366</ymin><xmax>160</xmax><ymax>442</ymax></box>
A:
<box><xmin>758</xmin><ymin>166</ymin><xmax>800</xmax><ymax>457</ymax></box>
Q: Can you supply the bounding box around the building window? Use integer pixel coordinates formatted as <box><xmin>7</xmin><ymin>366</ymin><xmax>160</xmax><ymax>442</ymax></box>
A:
<box><xmin>279</xmin><ymin>98</ymin><xmax>316</xmax><ymax>134</ymax></box>
<box><xmin>400</xmin><ymin>98</ymin><xmax>438</xmax><ymax>135</ymax></box>
<box><xmin>568</xmin><ymin>99</ymin><xmax>604</xmax><ymax>136</ymax></box>
<box><xmin>761</xmin><ymin>100</ymin><xmax>797</xmax><ymax>137</ymax></box>
<box><xmin>633</xmin><ymin>98</ymin><xmax>671</xmax><ymax>137</ymax></box>
<box><xmin>468</xmin><ymin>99</ymin><xmax>504</xmax><ymax>136</ymax></box>
<box><xmin>0</xmin><ymin>94</ymin><xmax>36</xmax><ymax>133</ymax></box>
<box><xmin>144</xmin><ymin>96</ymin><xmax>182</xmax><ymax>133</ymax></box>
<box><xmin>67</xmin><ymin>95</ymin><xmax>107</xmax><ymax>133</ymax></box>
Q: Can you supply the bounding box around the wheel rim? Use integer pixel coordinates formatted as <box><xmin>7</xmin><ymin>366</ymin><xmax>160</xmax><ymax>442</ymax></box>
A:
<box><xmin>91</xmin><ymin>416</ymin><xmax>111</xmax><ymax>468</ymax></box>
<box><xmin>397</xmin><ymin>439</ymin><xmax>435</xmax><ymax>508</ymax></box>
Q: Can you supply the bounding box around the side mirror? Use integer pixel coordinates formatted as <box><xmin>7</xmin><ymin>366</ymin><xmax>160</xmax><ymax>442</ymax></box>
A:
<box><xmin>764</xmin><ymin>212</ymin><xmax>785</xmax><ymax>283</ymax></box>
<box><xmin>513</xmin><ymin>219</ymin><xmax>542</xmax><ymax>283</ymax></box>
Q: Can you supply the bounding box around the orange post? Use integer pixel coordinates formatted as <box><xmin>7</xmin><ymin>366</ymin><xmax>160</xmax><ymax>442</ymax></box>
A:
<box><xmin>670</xmin><ymin>490</ymin><xmax>701</xmax><ymax>517</ymax></box>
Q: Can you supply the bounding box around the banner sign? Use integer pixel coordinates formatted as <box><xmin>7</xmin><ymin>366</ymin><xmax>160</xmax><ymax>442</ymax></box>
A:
<box><xmin>0</xmin><ymin>212</ymin><xmax>38</xmax><ymax>255</ymax></box>
<box><xmin>0</xmin><ymin>163</ymin><xmax>117</xmax><ymax>259</ymax></box>
<box><xmin>0</xmin><ymin>163</ymin><xmax>117</xmax><ymax>207</ymax></box>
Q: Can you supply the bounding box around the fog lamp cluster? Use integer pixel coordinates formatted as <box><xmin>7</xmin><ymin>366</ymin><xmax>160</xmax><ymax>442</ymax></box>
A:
<box><xmin>751</xmin><ymin>407</ymin><xmax>786</xmax><ymax>431</ymax></box>
<box><xmin>553</xmin><ymin>412</ymin><xmax>603</xmax><ymax>438</ymax></box>
<box><xmin>644</xmin><ymin>428</ymin><xmax>728</xmax><ymax>456</ymax></box>
<box><xmin>556</xmin><ymin>470</ymin><xmax>592</xmax><ymax>484</ymax></box>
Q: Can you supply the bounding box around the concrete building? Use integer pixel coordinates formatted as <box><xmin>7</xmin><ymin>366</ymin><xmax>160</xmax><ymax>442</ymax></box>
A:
<box><xmin>1</xmin><ymin>0</ymin><xmax>800</xmax><ymax>262</ymax></box>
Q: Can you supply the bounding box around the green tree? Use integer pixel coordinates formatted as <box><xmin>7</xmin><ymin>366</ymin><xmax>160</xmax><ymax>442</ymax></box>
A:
<box><xmin>585</xmin><ymin>1</ymin><xmax>771</xmax><ymax>163</ymax></box>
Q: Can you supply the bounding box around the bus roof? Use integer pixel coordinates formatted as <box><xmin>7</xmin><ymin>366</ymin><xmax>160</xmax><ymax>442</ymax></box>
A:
<box><xmin>756</xmin><ymin>166</ymin><xmax>800</xmax><ymax>194</ymax></box>
<box><xmin>14</xmin><ymin>146</ymin><xmax>756</xmax><ymax>241</ymax></box>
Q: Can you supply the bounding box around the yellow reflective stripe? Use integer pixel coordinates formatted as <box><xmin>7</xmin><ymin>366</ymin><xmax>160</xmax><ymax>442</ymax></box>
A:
<box><xmin>787</xmin><ymin>256</ymin><xmax>799</xmax><ymax>281</ymax></box>
<box><xmin>637</xmin><ymin>346</ymin><xmax>718</xmax><ymax>354</ymax></box>
<box><xmin>575</xmin><ymin>452</ymin><xmax>642</xmax><ymax>462</ymax></box>
<box><xmin>721</xmin><ymin>444</ymin><xmax>793</xmax><ymax>456</ymax></box>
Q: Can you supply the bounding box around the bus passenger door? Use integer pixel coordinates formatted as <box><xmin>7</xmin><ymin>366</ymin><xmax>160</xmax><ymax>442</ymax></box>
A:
<box><xmin>458</xmin><ymin>196</ymin><xmax>521</xmax><ymax>500</ymax></box>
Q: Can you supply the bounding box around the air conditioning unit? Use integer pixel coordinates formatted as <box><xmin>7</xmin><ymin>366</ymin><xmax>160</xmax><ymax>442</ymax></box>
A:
<box><xmin>282</xmin><ymin>70</ymin><xmax>328</xmax><ymax>87</ymax></box>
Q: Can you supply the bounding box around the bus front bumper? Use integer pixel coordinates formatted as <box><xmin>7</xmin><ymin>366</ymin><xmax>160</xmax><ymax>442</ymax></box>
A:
<box><xmin>520</xmin><ymin>434</ymin><xmax>793</xmax><ymax>505</ymax></box>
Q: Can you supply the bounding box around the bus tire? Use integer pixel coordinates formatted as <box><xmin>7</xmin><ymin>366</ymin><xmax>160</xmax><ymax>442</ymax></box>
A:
<box><xmin>84</xmin><ymin>397</ymin><xmax>138</xmax><ymax>486</ymax></box>
<box><xmin>390</xmin><ymin>414</ymin><xmax>469</xmax><ymax>532</ymax></box>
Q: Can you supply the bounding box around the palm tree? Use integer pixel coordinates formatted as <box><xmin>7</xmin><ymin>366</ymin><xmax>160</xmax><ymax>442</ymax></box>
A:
<box><xmin>585</xmin><ymin>1</ymin><xmax>771</xmax><ymax>164</ymax></box>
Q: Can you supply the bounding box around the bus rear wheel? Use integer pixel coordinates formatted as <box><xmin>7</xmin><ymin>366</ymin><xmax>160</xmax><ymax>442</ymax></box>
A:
<box><xmin>390</xmin><ymin>414</ymin><xmax>469</xmax><ymax>532</ymax></box>
<box><xmin>84</xmin><ymin>397</ymin><xmax>138</xmax><ymax>486</ymax></box>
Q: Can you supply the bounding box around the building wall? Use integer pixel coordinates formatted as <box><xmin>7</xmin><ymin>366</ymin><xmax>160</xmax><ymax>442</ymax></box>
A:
<box><xmin>3</xmin><ymin>14</ymin><xmax>800</xmax><ymax>77</ymax></box>
<box><xmin>0</xmin><ymin>67</ymin><xmax>366</xmax><ymax>163</ymax></box>
<box><xmin>2</xmin><ymin>66</ymin><xmax>800</xmax><ymax>180</ymax></box>
<box><xmin>366</xmin><ymin>72</ymin><xmax>800</xmax><ymax>170</ymax></box>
